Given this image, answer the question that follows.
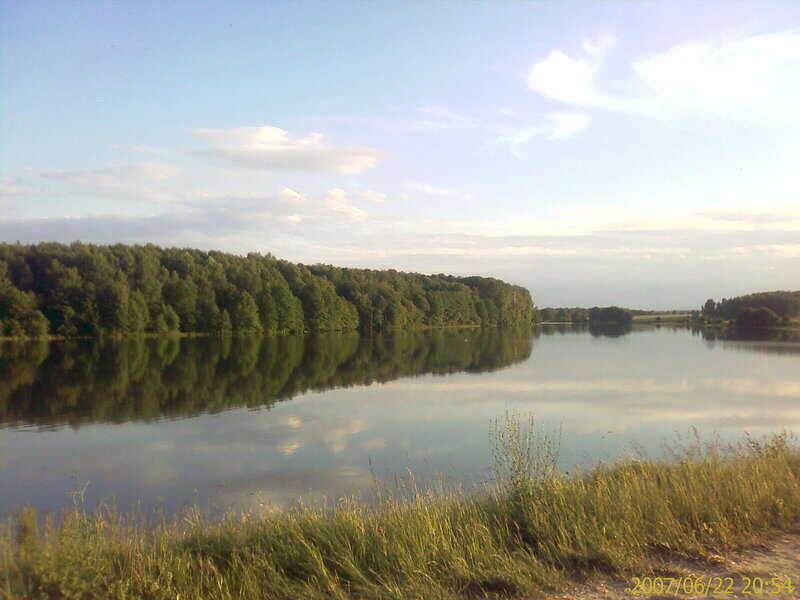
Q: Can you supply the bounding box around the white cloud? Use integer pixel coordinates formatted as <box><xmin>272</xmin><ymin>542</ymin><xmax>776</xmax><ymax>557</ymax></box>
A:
<box><xmin>528</xmin><ymin>31</ymin><xmax>800</xmax><ymax>125</ymax></box>
<box><xmin>407</xmin><ymin>182</ymin><xmax>471</xmax><ymax>200</ymax></box>
<box><xmin>329</xmin><ymin>107</ymin><xmax>478</xmax><ymax>134</ymax></box>
<box><xmin>582</xmin><ymin>33</ymin><xmax>617</xmax><ymax>57</ymax></box>
<box><xmin>5</xmin><ymin>193</ymin><xmax>799</xmax><ymax>262</ymax></box>
<box><xmin>749</xmin><ymin>244</ymin><xmax>800</xmax><ymax>258</ymax></box>
<box><xmin>493</xmin><ymin>112</ymin><xmax>590</xmax><ymax>157</ymax></box>
<box><xmin>409</xmin><ymin>106</ymin><xmax>478</xmax><ymax>131</ymax></box>
<box><xmin>277</xmin><ymin>187</ymin><xmax>306</xmax><ymax>204</ymax></box>
<box><xmin>33</xmin><ymin>163</ymin><xmax>181</xmax><ymax>202</ymax></box>
<box><xmin>547</xmin><ymin>112</ymin><xmax>591</xmax><ymax>139</ymax></box>
<box><xmin>529</xmin><ymin>49</ymin><xmax>608</xmax><ymax>108</ymax></box>
<box><xmin>695</xmin><ymin>211</ymin><xmax>800</xmax><ymax>225</ymax></box>
<box><xmin>323</xmin><ymin>188</ymin><xmax>367</xmax><ymax>222</ymax></box>
<box><xmin>632</xmin><ymin>32</ymin><xmax>800</xmax><ymax>120</ymax></box>
<box><xmin>359</xmin><ymin>190</ymin><xmax>386</xmax><ymax>203</ymax></box>
<box><xmin>0</xmin><ymin>178</ymin><xmax>33</xmax><ymax>198</ymax></box>
<box><xmin>528</xmin><ymin>46</ymin><xmax>665</xmax><ymax>118</ymax></box>
<box><xmin>111</xmin><ymin>144</ymin><xmax>167</xmax><ymax>155</ymax></box>
<box><xmin>3</xmin><ymin>181</ymin><xmax>799</xmax><ymax>308</ymax></box>
<box><xmin>193</xmin><ymin>126</ymin><xmax>384</xmax><ymax>174</ymax></box>
<box><xmin>38</xmin><ymin>163</ymin><xmax>179</xmax><ymax>185</ymax></box>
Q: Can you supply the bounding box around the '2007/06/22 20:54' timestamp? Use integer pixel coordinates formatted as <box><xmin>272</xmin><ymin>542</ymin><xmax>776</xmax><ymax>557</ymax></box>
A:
<box><xmin>626</xmin><ymin>576</ymin><xmax>796</xmax><ymax>596</ymax></box>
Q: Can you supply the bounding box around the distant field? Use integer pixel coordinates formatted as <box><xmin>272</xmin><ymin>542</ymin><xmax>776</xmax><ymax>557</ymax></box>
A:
<box><xmin>633</xmin><ymin>313</ymin><xmax>692</xmax><ymax>322</ymax></box>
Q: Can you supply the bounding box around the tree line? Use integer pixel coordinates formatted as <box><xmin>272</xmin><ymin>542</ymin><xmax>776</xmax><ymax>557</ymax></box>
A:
<box><xmin>537</xmin><ymin>306</ymin><xmax>632</xmax><ymax>325</ymax></box>
<box><xmin>701</xmin><ymin>291</ymin><xmax>800</xmax><ymax>327</ymax></box>
<box><xmin>537</xmin><ymin>307</ymin><xmax>589</xmax><ymax>323</ymax></box>
<box><xmin>0</xmin><ymin>243</ymin><xmax>535</xmax><ymax>338</ymax></box>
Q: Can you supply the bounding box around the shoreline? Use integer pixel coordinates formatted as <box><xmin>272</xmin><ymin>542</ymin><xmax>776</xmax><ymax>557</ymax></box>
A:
<box><xmin>0</xmin><ymin>323</ymin><xmax>497</xmax><ymax>343</ymax></box>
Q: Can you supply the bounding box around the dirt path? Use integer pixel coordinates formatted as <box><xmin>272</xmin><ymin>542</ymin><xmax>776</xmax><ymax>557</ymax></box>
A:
<box><xmin>550</xmin><ymin>530</ymin><xmax>800</xmax><ymax>599</ymax></box>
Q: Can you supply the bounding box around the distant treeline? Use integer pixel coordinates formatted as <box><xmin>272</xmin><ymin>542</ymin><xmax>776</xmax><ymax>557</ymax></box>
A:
<box><xmin>0</xmin><ymin>243</ymin><xmax>535</xmax><ymax>338</ymax></box>
<box><xmin>701</xmin><ymin>291</ymin><xmax>800</xmax><ymax>327</ymax></box>
<box><xmin>538</xmin><ymin>306</ymin><xmax>632</xmax><ymax>325</ymax></box>
<box><xmin>538</xmin><ymin>307</ymin><xmax>589</xmax><ymax>323</ymax></box>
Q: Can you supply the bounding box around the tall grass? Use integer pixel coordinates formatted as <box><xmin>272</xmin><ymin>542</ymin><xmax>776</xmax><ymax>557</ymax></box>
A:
<box><xmin>3</xmin><ymin>414</ymin><xmax>800</xmax><ymax>599</ymax></box>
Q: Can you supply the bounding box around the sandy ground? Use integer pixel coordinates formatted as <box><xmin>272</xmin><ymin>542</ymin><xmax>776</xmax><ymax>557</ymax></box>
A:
<box><xmin>548</xmin><ymin>529</ymin><xmax>800</xmax><ymax>600</ymax></box>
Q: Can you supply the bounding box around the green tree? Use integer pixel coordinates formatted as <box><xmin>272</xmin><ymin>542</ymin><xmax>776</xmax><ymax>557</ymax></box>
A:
<box><xmin>22</xmin><ymin>310</ymin><xmax>50</xmax><ymax>337</ymax></box>
<box><xmin>163</xmin><ymin>304</ymin><xmax>181</xmax><ymax>332</ymax></box>
<box><xmin>232</xmin><ymin>291</ymin><xmax>263</xmax><ymax>334</ymax></box>
<box><xmin>215</xmin><ymin>309</ymin><xmax>232</xmax><ymax>336</ymax></box>
<box><xmin>0</xmin><ymin>242</ymin><xmax>537</xmax><ymax>338</ymax></box>
<box><xmin>126</xmin><ymin>291</ymin><xmax>149</xmax><ymax>333</ymax></box>
<box><xmin>162</xmin><ymin>275</ymin><xmax>198</xmax><ymax>332</ymax></box>
<box><xmin>97</xmin><ymin>280</ymin><xmax>129</xmax><ymax>333</ymax></box>
<box><xmin>736</xmin><ymin>307</ymin><xmax>781</xmax><ymax>328</ymax></box>
<box><xmin>197</xmin><ymin>296</ymin><xmax>221</xmax><ymax>333</ymax></box>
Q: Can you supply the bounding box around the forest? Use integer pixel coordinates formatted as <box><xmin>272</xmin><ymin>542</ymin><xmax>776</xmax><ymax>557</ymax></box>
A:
<box><xmin>701</xmin><ymin>291</ymin><xmax>800</xmax><ymax>321</ymax></box>
<box><xmin>537</xmin><ymin>307</ymin><xmax>589</xmax><ymax>323</ymax></box>
<box><xmin>537</xmin><ymin>306</ymin><xmax>633</xmax><ymax>326</ymax></box>
<box><xmin>0</xmin><ymin>242</ymin><xmax>535</xmax><ymax>338</ymax></box>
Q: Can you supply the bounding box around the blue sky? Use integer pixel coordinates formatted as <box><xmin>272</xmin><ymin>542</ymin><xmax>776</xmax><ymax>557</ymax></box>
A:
<box><xmin>2</xmin><ymin>0</ymin><xmax>799</xmax><ymax>308</ymax></box>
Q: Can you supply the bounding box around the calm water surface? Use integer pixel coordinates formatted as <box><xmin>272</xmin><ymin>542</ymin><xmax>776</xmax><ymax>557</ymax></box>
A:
<box><xmin>1</xmin><ymin>325</ymin><xmax>799</xmax><ymax>516</ymax></box>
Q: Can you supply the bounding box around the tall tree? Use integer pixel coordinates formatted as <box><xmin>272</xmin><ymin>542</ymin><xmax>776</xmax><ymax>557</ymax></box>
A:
<box><xmin>232</xmin><ymin>291</ymin><xmax>263</xmax><ymax>334</ymax></box>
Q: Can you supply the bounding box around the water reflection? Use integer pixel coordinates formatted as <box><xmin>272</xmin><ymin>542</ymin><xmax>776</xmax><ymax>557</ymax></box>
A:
<box><xmin>684</xmin><ymin>325</ymin><xmax>800</xmax><ymax>356</ymax></box>
<box><xmin>1</xmin><ymin>324</ymin><xmax>799</xmax><ymax>517</ymax></box>
<box><xmin>0</xmin><ymin>328</ymin><xmax>533</xmax><ymax>428</ymax></box>
<box><xmin>589</xmin><ymin>323</ymin><xmax>632</xmax><ymax>337</ymax></box>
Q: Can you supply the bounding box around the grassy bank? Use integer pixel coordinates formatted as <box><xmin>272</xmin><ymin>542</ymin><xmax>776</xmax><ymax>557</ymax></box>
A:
<box><xmin>3</xmin><ymin>418</ymin><xmax>800</xmax><ymax>599</ymax></box>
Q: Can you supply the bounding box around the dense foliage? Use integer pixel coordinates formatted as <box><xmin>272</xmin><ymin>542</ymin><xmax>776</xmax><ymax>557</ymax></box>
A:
<box><xmin>537</xmin><ymin>307</ymin><xmax>589</xmax><ymax>323</ymax></box>
<box><xmin>0</xmin><ymin>243</ymin><xmax>535</xmax><ymax>337</ymax></box>
<box><xmin>539</xmin><ymin>306</ymin><xmax>667</xmax><ymax>325</ymax></box>
<box><xmin>702</xmin><ymin>291</ymin><xmax>800</xmax><ymax>321</ymax></box>
<box><xmin>735</xmin><ymin>307</ymin><xmax>782</xmax><ymax>328</ymax></box>
<box><xmin>588</xmin><ymin>306</ymin><xmax>633</xmax><ymax>325</ymax></box>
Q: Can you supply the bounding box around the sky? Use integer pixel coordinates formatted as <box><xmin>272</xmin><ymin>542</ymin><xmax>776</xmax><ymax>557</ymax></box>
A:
<box><xmin>1</xmin><ymin>0</ymin><xmax>799</xmax><ymax>309</ymax></box>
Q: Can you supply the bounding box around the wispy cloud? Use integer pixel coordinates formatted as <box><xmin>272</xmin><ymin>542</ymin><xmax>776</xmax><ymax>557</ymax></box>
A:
<box><xmin>278</xmin><ymin>187</ymin><xmax>305</xmax><ymax>204</ymax></box>
<box><xmin>38</xmin><ymin>163</ymin><xmax>179</xmax><ymax>186</ymax></box>
<box><xmin>406</xmin><ymin>182</ymin><xmax>471</xmax><ymax>200</ymax></box>
<box><xmin>323</xmin><ymin>188</ymin><xmax>367</xmax><ymax>222</ymax></box>
<box><xmin>192</xmin><ymin>126</ymin><xmax>384</xmax><ymax>174</ymax></box>
<box><xmin>695</xmin><ymin>211</ymin><xmax>800</xmax><ymax>225</ymax></box>
<box><xmin>312</xmin><ymin>106</ymin><xmax>478</xmax><ymax>135</ymax></box>
<box><xmin>359</xmin><ymin>190</ymin><xmax>386</xmax><ymax>203</ymax></box>
<box><xmin>494</xmin><ymin>112</ymin><xmax>590</xmax><ymax>157</ymax></box>
<box><xmin>0</xmin><ymin>186</ymin><xmax>373</xmax><ymax>251</ymax></box>
<box><xmin>111</xmin><ymin>144</ymin><xmax>168</xmax><ymax>155</ymax></box>
<box><xmin>0</xmin><ymin>177</ymin><xmax>34</xmax><ymax>198</ymax></box>
<box><xmin>529</xmin><ymin>41</ymin><xmax>651</xmax><ymax>116</ymax></box>
<box><xmin>408</xmin><ymin>106</ymin><xmax>478</xmax><ymax>132</ymax></box>
<box><xmin>3</xmin><ymin>190</ymin><xmax>799</xmax><ymax>263</ymax></box>
<box><xmin>528</xmin><ymin>31</ymin><xmax>800</xmax><ymax>125</ymax></box>
<box><xmin>32</xmin><ymin>163</ymin><xmax>181</xmax><ymax>202</ymax></box>
<box><xmin>2</xmin><ymin>189</ymin><xmax>799</xmax><ymax>308</ymax></box>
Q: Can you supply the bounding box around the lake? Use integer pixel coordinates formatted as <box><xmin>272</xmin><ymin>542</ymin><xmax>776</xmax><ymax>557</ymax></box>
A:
<box><xmin>2</xmin><ymin>324</ymin><xmax>799</xmax><ymax>517</ymax></box>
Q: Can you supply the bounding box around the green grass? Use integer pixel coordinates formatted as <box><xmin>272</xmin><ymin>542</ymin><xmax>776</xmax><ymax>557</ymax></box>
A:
<box><xmin>3</xmin><ymin>415</ymin><xmax>800</xmax><ymax>599</ymax></box>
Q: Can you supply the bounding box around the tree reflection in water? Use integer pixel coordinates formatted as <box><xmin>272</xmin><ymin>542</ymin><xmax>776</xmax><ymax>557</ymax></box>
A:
<box><xmin>0</xmin><ymin>328</ymin><xmax>534</xmax><ymax>428</ymax></box>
